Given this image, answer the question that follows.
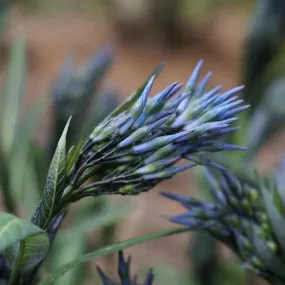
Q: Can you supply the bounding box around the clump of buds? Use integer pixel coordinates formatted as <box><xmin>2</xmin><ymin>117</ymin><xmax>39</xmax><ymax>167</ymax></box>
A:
<box><xmin>162</xmin><ymin>165</ymin><xmax>285</xmax><ymax>284</ymax></box>
<box><xmin>65</xmin><ymin>60</ymin><xmax>249</xmax><ymax>202</ymax></box>
<box><xmin>96</xmin><ymin>250</ymin><xmax>154</xmax><ymax>285</ymax></box>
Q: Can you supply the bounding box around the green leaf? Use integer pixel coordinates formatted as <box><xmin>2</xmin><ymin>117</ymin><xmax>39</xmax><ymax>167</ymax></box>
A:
<box><xmin>1</xmin><ymin>36</ymin><xmax>26</xmax><ymax>154</ymax></box>
<box><xmin>16</xmin><ymin>232</ymin><xmax>50</xmax><ymax>273</ymax></box>
<box><xmin>66</xmin><ymin>138</ymin><xmax>84</xmax><ymax>174</ymax></box>
<box><xmin>31</xmin><ymin>117</ymin><xmax>71</xmax><ymax>229</ymax></box>
<box><xmin>39</xmin><ymin>227</ymin><xmax>190</xmax><ymax>285</ymax></box>
<box><xmin>104</xmin><ymin>62</ymin><xmax>165</xmax><ymax>120</ymax></box>
<box><xmin>0</xmin><ymin>212</ymin><xmax>45</xmax><ymax>252</ymax></box>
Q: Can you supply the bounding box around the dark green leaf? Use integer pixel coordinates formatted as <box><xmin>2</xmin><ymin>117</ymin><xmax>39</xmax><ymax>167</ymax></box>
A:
<box><xmin>39</xmin><ymin>227</ymin><xmax>190</xmax><ymax>285</ymax></box>
<box><xmin>31</xmin><ymin>117</ymin><xmax>71</xmax><ymax>229</ymax></box>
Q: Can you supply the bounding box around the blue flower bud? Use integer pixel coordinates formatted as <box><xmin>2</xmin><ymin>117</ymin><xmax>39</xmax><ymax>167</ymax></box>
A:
<box><xmin>143</xmin><ymin>162</ymin><xmax>196</xmax><ymax>180</ymax></box>
<box><xmin>223</xmin><ymin>104</ymin><xmax>250</xmax><ymax>117</ymax></box>
<box><xmin>214</xmin><ymin>86</ymin><xmax>244</xmax><ymax>104</ymax></box>
<box><xmin>132</xmin><ymin>131</ymin><xmax>188</xmax><ymax>154</ymax></box>
<box><xmin>184</xmin><ymin>59</ymin><xmax>204</xmax><ymax>93</ymax></box>
<box><xmin>176</xmin><ymin>97</ymin><xmax>189</xmax><ymax>114</ymax></box>
<box><xmin>146</xmin><ymin>82</ymin><xmax>182</xmax><ymax>112</ymax></box>
<box><xmin>193</xmin><ymin>72</ymin><xmax>212</xmax><ymax>98</ymax></box>
<box><xmin>144</xmin><ymin>144</ymin><xmax>175</xmax><ymax>164</ymax></box>
<box><xmin>161</xmin><ymin>192</ymin><xmax>216</xmax><ymax>210</ymax></box>
<box><xmin>130</xmin><ymin>75</ymin><xmax>155</xmax><ymax>119</ymax></box>
<box><xmin>93</xmin><ymin>113</ymin><xmax>130</xmax><ymax>142</ymax></box>
<box><xmin>201</xmin><ymin>85</ymin><xmax>223</xmax><ymax>103</ymax></box>
<box><xmin>118</xmin><ymin>115</ymin><xmax>170</xmax><ymax>148</ymax></box>
<box><xmin>145</xmin><ymin>110</ymin><xmax>173</xmax><ymax>125</ymax></box>
<box><xmin>136</xmin><ymin>156</ymin><xmax>180</xmax><ymax>175</ymax></box>
<box><xmin>169</xmin><ymin>216</ymin><xmax>203</xmax><ymax>229</ymax></box>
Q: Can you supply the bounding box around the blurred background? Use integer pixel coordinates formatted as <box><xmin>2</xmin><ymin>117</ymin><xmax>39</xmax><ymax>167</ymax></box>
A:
<box><xmin>1</xmin><ymin>0</ymin><xmax>285</xmax><ymax>284</ymax></box>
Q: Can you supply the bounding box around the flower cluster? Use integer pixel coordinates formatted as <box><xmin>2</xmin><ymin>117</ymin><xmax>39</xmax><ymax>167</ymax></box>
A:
<box><xmin>96</xmin><ymin>250</ymin><xmax>154</xmax><ymax>285</ymax></box>
<box><xmin>162</xmin><ymin>166</ymin><xmax>285</xmax><ymax>284</ymax></box>
<box><xmin>66</xmin><ymin>61</ymin><xmax>249</xmax><ymax>202</ymax></box>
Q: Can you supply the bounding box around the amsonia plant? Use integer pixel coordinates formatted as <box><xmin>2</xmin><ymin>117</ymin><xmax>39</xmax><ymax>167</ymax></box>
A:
<box><xmin>0</xmin><ymin>58</ymin><xmax>251</xmax><ymax>285</ymax></box>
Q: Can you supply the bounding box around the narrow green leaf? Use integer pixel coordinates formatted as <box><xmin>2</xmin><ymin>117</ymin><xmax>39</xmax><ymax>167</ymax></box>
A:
<box><xmin>31</xmin><ymin>117</ymin><xmax>71</xmax><ymax>229</ymax></box>
<box><xmin>0</xmin><ymin>212</ymin><xmax>45</xmax><ymax>252</ymax></box>
<box><xmin>1</xmin><ymin>36</ymin><xmax>26</xmax><ymax>154</ymax></box>
<box><xmin>104</xmin><ymin>62</ymin><xmax>165</xmax><ymax>120</ymax></box>
<box><xmin>66</xmin><ymin>138</ymin><xmax>84</xmax><ymax>174</ymax></box>
<box><xmin>39</xmin><ymin>227</ymin><xmax>190</xmax><ymax>285</ymax></box>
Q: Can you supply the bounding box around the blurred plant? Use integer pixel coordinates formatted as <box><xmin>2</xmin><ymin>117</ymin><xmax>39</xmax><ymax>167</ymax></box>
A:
<box><xmin>243</xmin><ymin>0</ymin><xmax>285</xmax><ymax>112</ymax></box>
<box><xmin>105</xmin><ymin>0</ymin><xmax>252</xmax><ymax>48</ymax></box>
<box><xmin>0</xmin><ymin>1</ymin><xmax>8</xmax><ymax>47</ymax></box>
<box><xmin>162</xmin><ymin>162</ymin><xmax>285</xmax><ymax>285</ymax></box>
